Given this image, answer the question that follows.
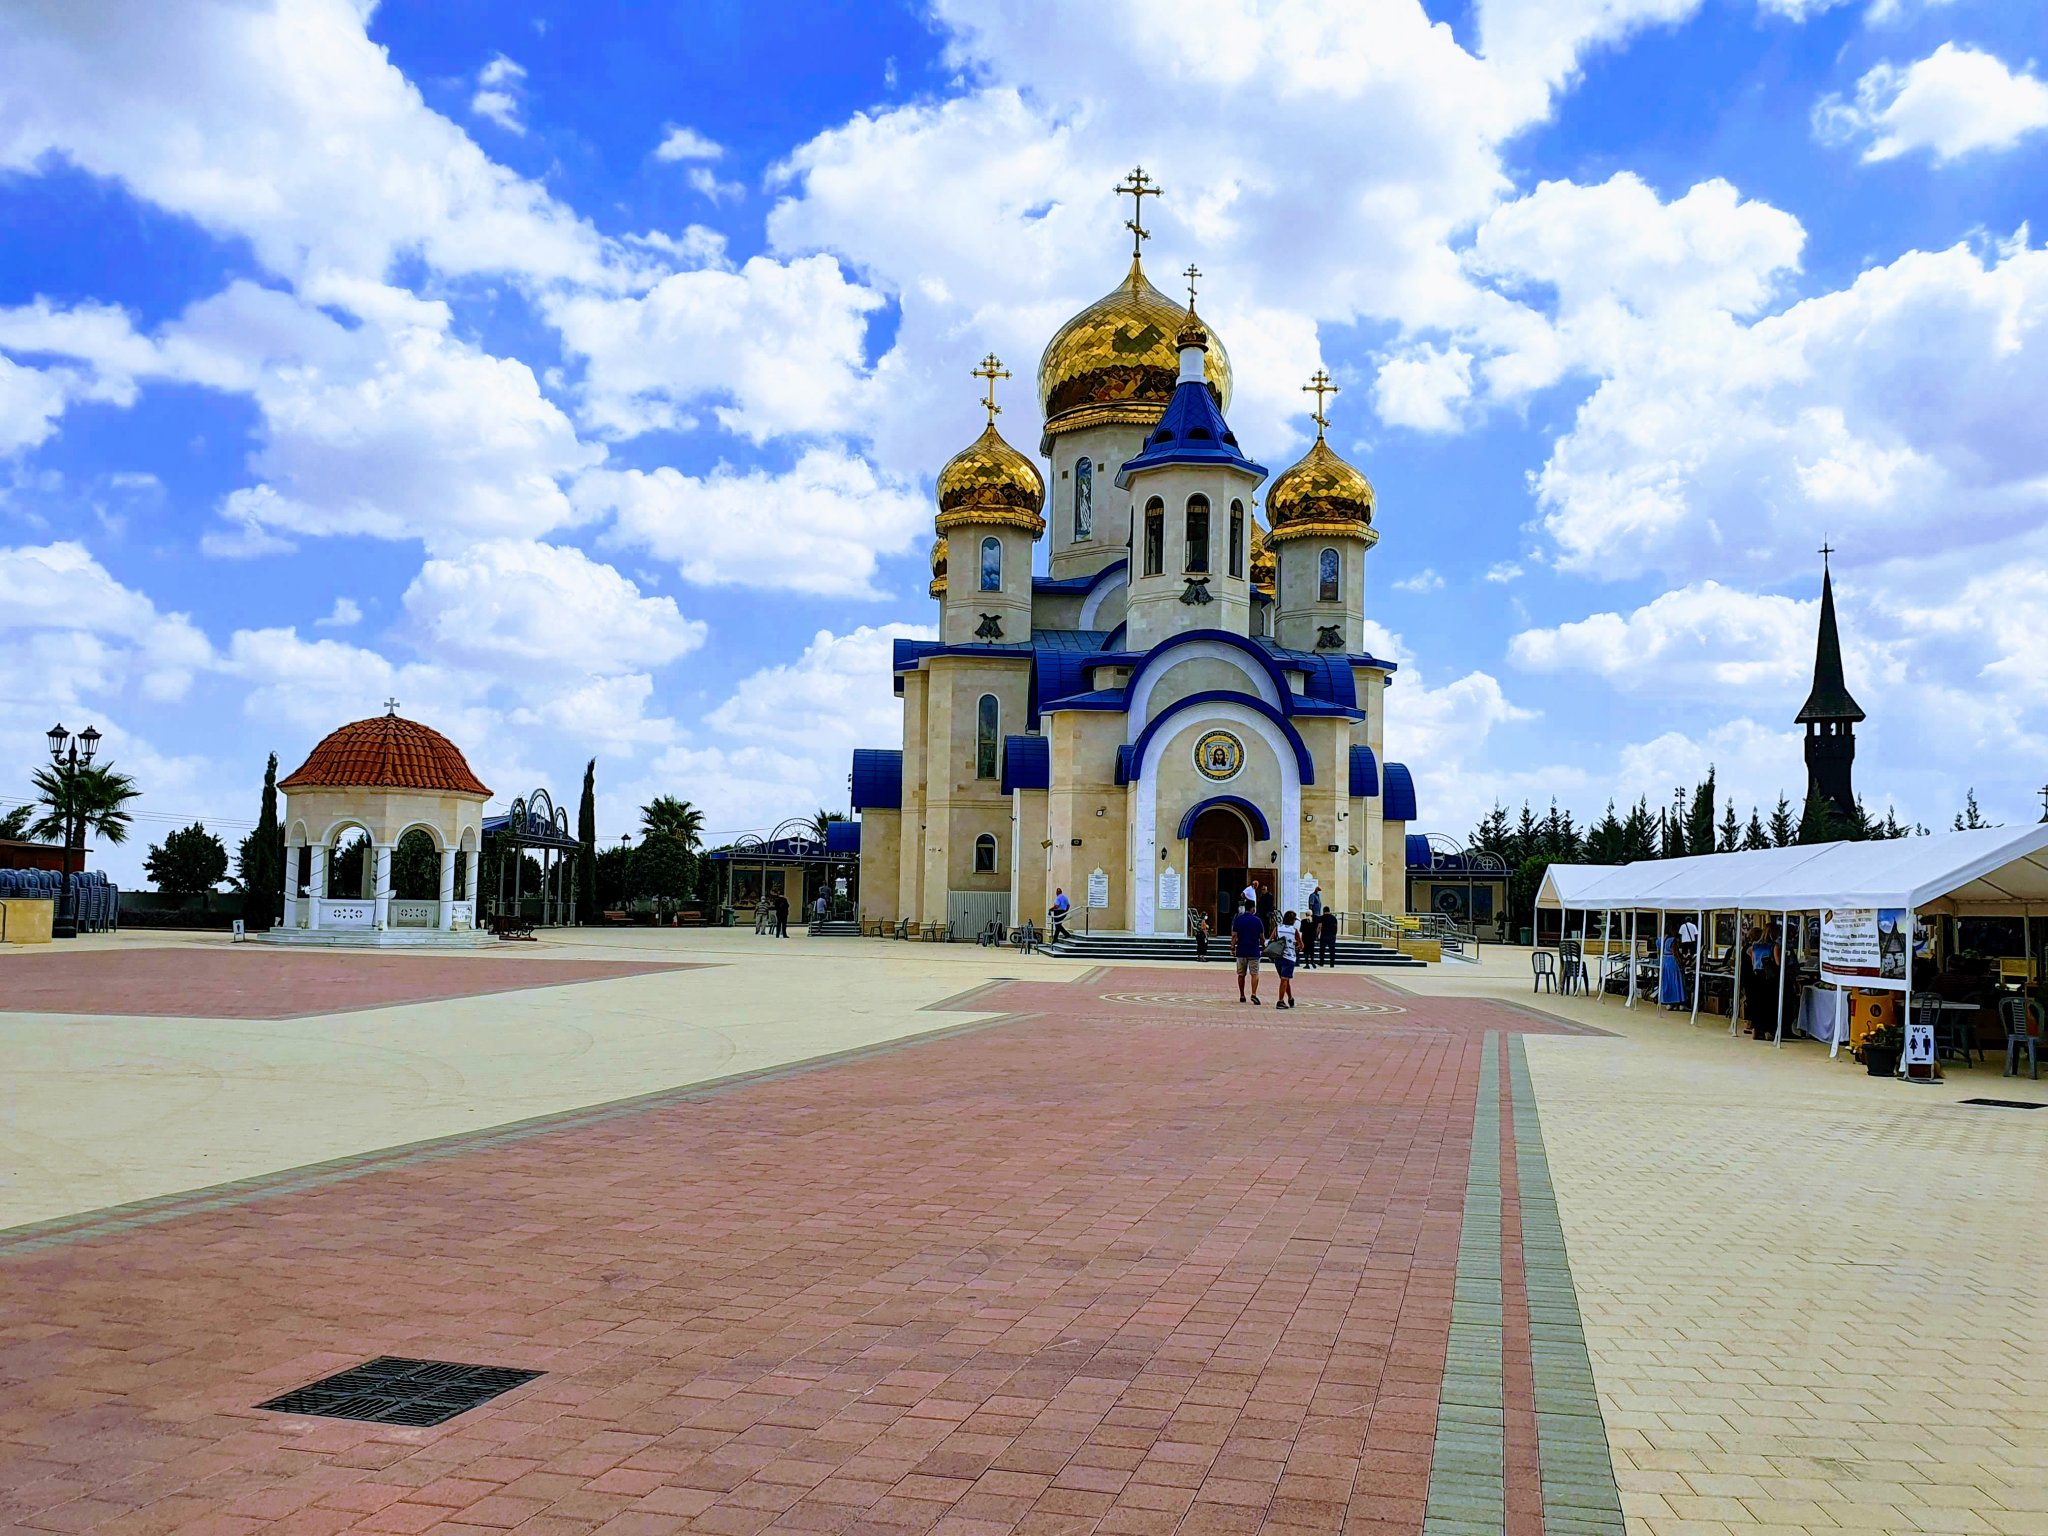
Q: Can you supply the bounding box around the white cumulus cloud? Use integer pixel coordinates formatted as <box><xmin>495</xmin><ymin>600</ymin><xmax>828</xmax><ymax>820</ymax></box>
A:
<box><xmin>1816</xmin><ymin>43</ymin><xmax>2048</xmax><ymax>163</ymax></box>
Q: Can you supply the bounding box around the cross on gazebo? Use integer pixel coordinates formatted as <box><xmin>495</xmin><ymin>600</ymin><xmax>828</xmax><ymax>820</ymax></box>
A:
<box><xmin>1302</xmin><ymin>369</ymin><xmax>1339</xmax><ymax>438</ymax></box>
<box><xmin>1114</xmin><ymin>166</ymin><xmax>1162</xmax><ymax>259</ymax></box>
<box><xmin>383</xmin><ymin>697</ymin><xmax>401</xmax><ymax>715</ymax></box>
<box><xmin>972</xmin><ymin>353</ymin><xmax>1010</xmax><ymax>425</ymax></box>
<box><xmin>1182</xmin><ymin>263</ymin><xmax>1201</xmax><ymax>307</ymax></box>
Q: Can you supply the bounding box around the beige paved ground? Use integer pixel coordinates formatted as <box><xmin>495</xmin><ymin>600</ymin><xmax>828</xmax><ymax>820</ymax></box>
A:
<box><xmin>4</xmin><ymin>933</ymin><xmax>2044</xmax><ymax>1534</ymax></box>
<box><xmin>1401</xmin><ymin>948</ymin><xmax>2048</xmax><ymax>1536</ymax></box>
<box><xmin>0</xmin><ymin>928</ymin><xmax>1090</xmax><ymax>1231</ymax></box>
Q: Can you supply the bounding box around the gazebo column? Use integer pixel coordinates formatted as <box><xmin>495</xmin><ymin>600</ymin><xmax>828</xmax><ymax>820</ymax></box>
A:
<box><xmin>373</xmin><ymin>843</ymin><xmax>393</xmax><ymax>930</ymax></box>
<box><xmin>308</xmin><ymin>845</ymin><xmax>327</xmax><ymax>929</ymax></box>
<box><xmin>438</xmin><ymin>846</ymin><xmax>456</xmax><ymax>929</ymax></box>
<box><xmin>281</xmin><ymin>844</ymin><xmax>301</xmax><ymax>929</ymax></box>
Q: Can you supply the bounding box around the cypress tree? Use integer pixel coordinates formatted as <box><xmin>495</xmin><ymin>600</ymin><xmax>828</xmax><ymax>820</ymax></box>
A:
<box><xmin>1768</xmin><ymin>794</ymin><xmax>1797</xmax><ymax>847</ymax></box>
<box><xmin>1685</xmin><ymin>768</ymin><xmax>1716</xmax><ymax>856</ymax></box>
<box><xmin>577</xmin><ymin>757</ymin><xmax>598</xmax><ymax>924</ymax></box>
<box><xmin>252</xmin><ymin>753</ymin><xmax>281</xmax><ymax>928</ymax></box>
<box><xmin>1718</xmin><ymin>802</ymin><xmax>1740</xmax><ymax>852</ymax></box>
<box><xmin>1742</xmin><ymin>809</ymin><xmax>1769</xmax><ymax>850</ymax></box>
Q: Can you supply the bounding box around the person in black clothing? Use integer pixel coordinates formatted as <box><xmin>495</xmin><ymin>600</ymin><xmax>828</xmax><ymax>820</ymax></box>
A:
<box><xmin>1192</xmin><ymin>910</ymin><xmax>1210</xmax><ymax>960</ymax></box>
<box><xmin>772</xmin><ymin>891</ymin><xmax>790</xmax><ymax>938</ymax></box>
<box><xmin>1317</xmin><ymin>907</ymin><xmax>1339</xmax><ymax>967</ymax></box>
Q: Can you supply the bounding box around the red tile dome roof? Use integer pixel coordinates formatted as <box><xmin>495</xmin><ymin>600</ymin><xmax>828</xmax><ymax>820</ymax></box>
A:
<box><xmin>279</xmin><ymin>714</ymin><xmax>490</xmax><ymax>797</ymax></box>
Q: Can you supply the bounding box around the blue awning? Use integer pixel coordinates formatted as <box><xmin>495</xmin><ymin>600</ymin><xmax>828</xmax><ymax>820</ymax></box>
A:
<box><xmin>850</xmin><ymin>748</ymin><xmax>903</xmax><ymax>810</ymax></box>
<box><xmin>1383</xmin><ymin>762</ymin><xmax>1417</xmax><ymax>821</ymax></box>
<box><xmin>1002</xmin><ymin>734</ymin><xmax>1050</xmax><ymax>793</ymax></box>
<box><xmin>1349</xmin><ymin>745</ymin><xmax>1380</xmax><ymax>799</ymax></box>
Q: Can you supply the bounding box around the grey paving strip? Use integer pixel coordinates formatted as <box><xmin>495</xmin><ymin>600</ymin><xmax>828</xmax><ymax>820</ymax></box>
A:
<box><xmin>0</xmin><ymin>1011</ymin><xmax>1023</xmax><ymax>1257</ymax></box>
<box><xmin>1424</xmin><ymin>1031</ymin><xmax>1505</xmax><ymax>1536</ymax></box>
<box><xmin>1509</xmin><ymin>1035</ymin><xmax>1626</xmax><ymax>1536</ymax></box>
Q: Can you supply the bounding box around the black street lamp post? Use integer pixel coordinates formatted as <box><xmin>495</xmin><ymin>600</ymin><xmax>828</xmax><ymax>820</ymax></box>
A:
<box><xmin>45</xmin><ymin>721</ymin><xmax>101</xmax><ymax>941</ymax></box>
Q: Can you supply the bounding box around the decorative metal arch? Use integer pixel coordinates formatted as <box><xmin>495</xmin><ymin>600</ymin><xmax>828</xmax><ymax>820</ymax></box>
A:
<box><xmin>489</xmin><ymin>785</ymin><xmax>583</xmax><ymax>928</ymax></box>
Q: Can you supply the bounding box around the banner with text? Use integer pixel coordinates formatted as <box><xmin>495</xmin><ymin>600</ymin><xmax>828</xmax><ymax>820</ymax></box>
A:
<box><xmin>1820</xmin><ymin>906</ymin><xmax>1911</xmax><ymax>990</ymax></box>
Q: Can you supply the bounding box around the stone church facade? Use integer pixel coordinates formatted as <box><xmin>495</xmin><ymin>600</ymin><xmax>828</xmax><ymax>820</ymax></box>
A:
<box><xmin>850</xmin><ymin>213</ymin><xmax>1417</xmax><ymax>937</ymax></box>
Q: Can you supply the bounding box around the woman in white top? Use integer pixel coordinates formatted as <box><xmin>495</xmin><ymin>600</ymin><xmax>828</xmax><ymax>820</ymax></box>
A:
<box><xmin>1273</xmin><ymin>908</ymin><xmax>1301</xmax><ymax>1010</ymax></box>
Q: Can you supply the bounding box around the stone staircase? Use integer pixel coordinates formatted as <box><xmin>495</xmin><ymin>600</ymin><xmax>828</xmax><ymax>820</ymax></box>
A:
<box><xmin>1039</xmin><ymin>930</ymin><xmax>1427</xmax><ymax>967</ymax></box>
<box><xmin>806</xmin><ymin>919</ymin><xmax>862</xmax><ymax>937</ymax></box>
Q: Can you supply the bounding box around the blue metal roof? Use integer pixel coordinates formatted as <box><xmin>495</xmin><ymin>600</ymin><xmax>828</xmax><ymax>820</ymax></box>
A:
<box><xmin>1114</xmin><ymin>743</ymin><xmax>1138</xmax><ymax>784</ymax></box>
<box><xmin>850</xmin><ymin>748</ymin><xmax>903</xmax><ymax>810</ymax></box>
<box><xmin>892</xmin><ymin>637</ymin><xmax>939</xmax><ymax>672</ymax></box>
<box><xmin>1031</xmin><ymin>627</ymin><xmax>1117</xmax><ymax>653</ymax></box>
<box><xmin>1115</xmin><ymin>375</ymin><xmax>1266</xmax><ymax>485</ymax></box>
<box><xmin>1257</xmin><ymin>640</ymin><xmax>1359</xmax><ymax>709</ymax></box>
<box><xmin>1001</xmin><ymin>734</ymin><xmax>1050</xmax><ymax>793</ymax></box>
<box><xmin>1383</xmin><ymin>761</ymin><xmax>1417</xmax><ymax>821</ymax></box>
<box><xmin>1407</xmin><ymin>832</ymin><xmax>1433</xmax><ymax>869</ymax></box>
<box><xmin>1349</xmin><ymin>745</ymin><xmax>1380</xmax><ymax>799</ymax></box>
<box><xmin>1177</xmin><ymin>796</ymin><xmax>1270</xmax><ymax>841</ymax></box>
<box><xmin>825</xmin><ymin>820</ymin><xmax>861</xmax><ymax>854</ymax></box>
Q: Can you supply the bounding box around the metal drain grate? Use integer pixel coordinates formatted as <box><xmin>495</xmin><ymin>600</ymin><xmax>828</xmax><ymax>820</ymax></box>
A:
<box><xmin>257</xmin><ymin>1357</ymin><xmax>542</xmax><ymax>1426</ymax></box>
<box><xmin>1958</xmin><ymin>1098</ymin><xmax>2045</xmax><ymax>1111</ymax></box>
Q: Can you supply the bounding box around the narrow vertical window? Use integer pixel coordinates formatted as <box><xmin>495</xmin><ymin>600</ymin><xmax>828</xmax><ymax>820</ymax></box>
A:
<box><xmin>1073</xmin><ymin>457</ymin><xmax>1093</xmax><ymax>541</ymax></box>
<box><xmin>1143</xmin><ymin>498</ymin><xmax>1164</xmax><ymax>576</ymax></box>
<box><xmin>980</xmin><ymin>536</ymin><xmax>1002</xmax><ymax>592</ymax></box>
<box><xmin>1319</xmin><ymin>547</ymin><xmax>1340</xmax><ymax>603</ymax></box>
<box><xmin>974</xmin><ymin>833</ymin><xmax>998</xmax><ymax>873</ymax></box>
<box><xmin>975</xmin><ymin>694</ymin><xmax>999</xmax><ymax>779</ymax></box>
<box><xmin>1229</xmin><ymin>500</ymin><xmax>1244</xmax><ymax>577</ymax></box>
<box><xmin>1185</xmin><ymin>494</ymin><xmax>1210</xmax><ymax>573</ymax></box>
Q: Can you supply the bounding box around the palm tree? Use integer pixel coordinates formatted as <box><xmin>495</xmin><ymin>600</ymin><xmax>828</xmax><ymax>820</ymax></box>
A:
<box><xmin>0</xmin><ymin>803</ymin><xmax>33</xmax><ymax>840</ymax></box>
<box><xmin>811</xmin><ymin>808</ymin><xmax>847</xmax><ymax>845</ymax></box>
<box><xmin>640</xmin><ymin>795</ymin><xmax>705</xmax><ymax>851</ymax></box>
<box><xmin>29</xmin><ymin>762</ymin><xmax>140</xmax><ymax>849</ymax></box>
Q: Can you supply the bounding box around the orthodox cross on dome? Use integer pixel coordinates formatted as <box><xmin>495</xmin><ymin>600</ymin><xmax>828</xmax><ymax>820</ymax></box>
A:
<box><xmin>383</xmin><ymin>697</ymin><xmax>401</xmax><ymax>715</ymax></box>
<box><xmin>1114</xmin><ymin>165</ymin><xmax>1162</xmax><ymax>259</ymax></box>
<box><xmin>971</xmin><ymin>353</ymin><xmax>1010</xmax><ymax>426</ymax></box>
<box><xmin>1182</xmin><ymin>263</ymin><xmax>1201</xmax><ymax>307</ymax></box>
<box><xmin>1302</xmin><ymin>369</ymin><xmax>1339</xmax><ymax>438</ymax></box>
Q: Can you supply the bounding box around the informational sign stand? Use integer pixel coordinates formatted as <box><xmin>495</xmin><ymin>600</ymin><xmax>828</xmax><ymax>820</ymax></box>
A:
<box><xmin>231</xmin><ymin>919</ymin><xmax>246</xmax><ymax>942</ymax></box>
<box><xmin>1903</xmin><ymin>1019</ymin><xmax>1939</xmax><ymax>1084</ymax></box>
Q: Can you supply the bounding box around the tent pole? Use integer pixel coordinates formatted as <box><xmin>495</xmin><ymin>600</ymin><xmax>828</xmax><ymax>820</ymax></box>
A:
<box><xmin>1689</xmin><ymin>907</ymin><xmax>1705</xmax><ymax>1026</ymax></box>
<box><xmin>1626</xmin><ymin>909</ymin><xmax>1637</xmax><ymax>1007</ymax></box>
<box><xmin>1602</xmin><ymin>907</ymin><xmax>1613</xmax><ymax>1003</ymax></box>
<box><xmin>1729</xmin><ymin>907</ymin><xmax>1744</xmax><ymax>1037</ymax></box>
<box><xmin>1902</xmin><ymin>909</ymin><xmax>1915</xmax><ymax>1077</ymax></box>
<box><xmin>1773</xmin><ymin>912</ymin><xmax>1789</xmax><ymax>1047</ymax></box>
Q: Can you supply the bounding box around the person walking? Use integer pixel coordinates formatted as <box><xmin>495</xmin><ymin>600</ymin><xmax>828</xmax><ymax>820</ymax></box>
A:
<box><xmin>812</xmin><ymin>892</ymin><xmax>828</xmax><ymax>926</ymax></box>
<box><xmin>1317</xmin><ymin>905</ymin><xmax>1339</xmax><ymax>968</ymax></box>
<box><xmin>1231</xmin><ymin>898</ymin><xmax>1265</xmax><ymax>1005</ymax></box>
<box><xmin>1273</xmin><ymin>908</ymin><xmax>1301</xmax><ymax>1009</ymax></box>
<box><xmin>1049</xmin><ymin>887</ymin><xmax>1072</xmax><ymax>942</ymax></box>
<box><xmin>773</xmin><ymin>890</ymin><xmax>790</xmax><ymax>939</ymax></box>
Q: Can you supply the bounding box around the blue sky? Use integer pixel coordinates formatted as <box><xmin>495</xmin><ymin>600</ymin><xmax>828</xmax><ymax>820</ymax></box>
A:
<box><xmin>3</xmin><ymin>0</ymin><xmax>2046</xmax><ymax>882</ymax></box>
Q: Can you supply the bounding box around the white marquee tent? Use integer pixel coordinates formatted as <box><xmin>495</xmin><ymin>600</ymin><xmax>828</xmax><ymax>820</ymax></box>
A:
<box><xmin>1535</xmin><ymin>824</ymin><xmax>2048</xmax><ymax>1044</ymax></box>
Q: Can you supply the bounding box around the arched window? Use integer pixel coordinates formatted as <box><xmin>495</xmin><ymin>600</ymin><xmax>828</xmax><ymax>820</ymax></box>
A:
<box><xmin>1142</xmin><ymin>497</ymin><xmax>1165</xmax><ymax>576</ymax></box>
<box><xmin>975</xmin><ymin>694</ymin><xmax>999</xmax><ymax>779</ymax></box>
<box><xmin>980</xmin><ymin>536</ymin><xmax>1002</xmax><ymax>592</ymax></box>
<box><xmin>973</xmin><ymin>833</ymin><xmax>998</xmax><ymax>873</ymax></box>
<box><xmin>1073</xmin><ymin>457</ymin><xmax>1093</xmax><ymax>541</ymax></box>
<box><xmin>1319</xmin><ymin>547</ymin><xmax>1340</xmax><ymax>603</ymax></box>
<box><xmin>1184</xmin><ymin>494</ymin><xmax>1210</xmax><ymax>573</ymax></box>
<box><xmin>1229</xmin><ymin>500</ymin><xmax>1245</xmax><ymax>577</ymax></box>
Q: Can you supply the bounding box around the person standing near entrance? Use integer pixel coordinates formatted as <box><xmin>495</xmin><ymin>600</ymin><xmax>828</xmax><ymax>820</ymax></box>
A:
<box><xmin>1273</xmin><ymin>908</ymin><xmax>1301</xmax><ymax>1009</ymax></box>
<box><xmin>1303</xmin><ymin>887</ymin><xmax>1324</xmax><ymax>968</ymax></box>
<box><xmin>1049</xmin><ymin>887</ymin><xmax>1072</xmax><ymax>942</ymax></box>
<box><xmin>1192</xmin><ymin>909</ymin><xmax>1210</xmax><ymax>960</ymax></box>
<box><xmin>1317</xmin><ymin>906</ymin><xmax>1339</xmax><ymax>968</ymax></box>
<box><xmin>773</xmin><ymin>890</ymin><xmax>790</xmax><ymax>938</ymax></box>
<box><xmin>1232</xmin><ymin>899</ymin><xmax>1265</xmax><ymax>1005</ymax></box>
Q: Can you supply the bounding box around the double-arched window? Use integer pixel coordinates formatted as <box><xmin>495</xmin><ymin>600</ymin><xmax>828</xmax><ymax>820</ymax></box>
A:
<box><xmin>1142</xmin><ymin>497</ymin><xmax>1165</xmax><ymax>576</ymax></box>
<box><xmin>975</xmin><ymin>693</ymin><xmax>999</xmax><ymax>779</ymax></box>
<box><xmin>1185</xmin><ymin>495</ymin><xmax>1210</xmax><ymax>573</ymax></box>
<box><xmin>980</xmin><ymin>536</ymin><xmax>1002</xmax><ymax>592</ymax></box>
<box><xmin>973</xmin><ymin>833</ymin><xmax>998</xmax><ymax>873</ymax></box>
<box><xmin>1073</xmin><ymin>457</ymin><xmax>1093</xmax><ymax>541</ymax></box>
<box><xmin>1229</xmin><ymin>499</ymin><xmax>1245</xmax><ymax>577</ymax></box>
<box><xmin>1319</xmin><ymin>546</ymin><xmax>1340</xmax><ymax>603</ymax></box>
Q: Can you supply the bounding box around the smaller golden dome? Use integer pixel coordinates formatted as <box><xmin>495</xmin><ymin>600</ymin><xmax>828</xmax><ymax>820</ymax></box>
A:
<box><xmin>934</xmin><ymin>422</ymin><xmax>1045</xmax><ymax>536</ymax></box>
<box><xmin>929</xmin><ymin>535</ymin><xmax>948</xmax><ymax>599</ymax></box>
<box><xmin>1266</xmin><ymin>435</ymin><xmax>1377</xmax><ymax>546</ymax></box>
<box><xmin>1250</xmin><ymin>523</ymin><xmax>1276</xmax><ymax>595</ymax></box>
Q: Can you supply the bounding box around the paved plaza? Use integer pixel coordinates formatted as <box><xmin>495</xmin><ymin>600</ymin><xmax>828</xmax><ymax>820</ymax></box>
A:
<box><xmin>2</xmin><ymin>934</ymin><xmax>2044</xmax><ymax>1536</ymax></box>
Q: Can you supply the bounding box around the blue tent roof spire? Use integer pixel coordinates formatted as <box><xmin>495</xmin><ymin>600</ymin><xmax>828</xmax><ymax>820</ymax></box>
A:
<box><xmin>1115</xmin><ymin>283</ymin><xmax>1266</xmax><ymax>486</ymax></box>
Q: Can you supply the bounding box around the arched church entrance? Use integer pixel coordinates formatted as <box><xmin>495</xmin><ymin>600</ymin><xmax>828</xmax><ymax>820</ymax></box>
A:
<box><xmin>1188</xmin><ymin>805</ymin><xmax>1256</xmax><ymax>935</ymax></box>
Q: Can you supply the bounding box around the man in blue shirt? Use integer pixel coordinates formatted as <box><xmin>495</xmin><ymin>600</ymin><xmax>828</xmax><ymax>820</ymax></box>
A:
<box><xmin>1231</xmin><ymin>898</ymin><xmax>1267</xmax><ymax>1005</ymax></box>
<box><xmin>1049</xmin><ymin>887</ymin><xmax>1071</xmax><ymax>942</ymax></box>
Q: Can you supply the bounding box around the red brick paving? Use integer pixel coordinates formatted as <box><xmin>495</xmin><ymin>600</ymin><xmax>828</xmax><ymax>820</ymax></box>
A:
<box><xmin>0</xmin><ymin>967</ymin><xmax>1580</xmax><ymax>1535</ymax></box>
<box><xmin>0</xmin><ymin>949</ymin><xmax>696</xmax><ymax>1019</ymax></box>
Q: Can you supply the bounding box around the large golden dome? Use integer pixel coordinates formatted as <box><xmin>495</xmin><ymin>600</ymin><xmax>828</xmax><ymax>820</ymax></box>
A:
<box><xmin>1267</xmin><ymin>435</ymin><xmax>1378</xmax><ymax>547</ymax></box>
<box><xmin>1038</xmin><ymin>257</ymin><xmax>1231</xmax><ymax>444</ymax></box>
<box><xmin>928</xmin><ymin>535</ymin><xmax>948</xmax><ymax>599</ymax></box>
<box><xmin>933</xmin><ymin>422</ymin><xmax>1045</xmax><ymax>535</ymax></box>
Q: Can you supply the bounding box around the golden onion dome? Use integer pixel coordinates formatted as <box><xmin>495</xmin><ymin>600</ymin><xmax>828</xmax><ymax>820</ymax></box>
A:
<box><xmin>1038</xmin><ymin>257</ymin><xmax>1231</xmax><ymax>446</ymax></box>
<box><xmin>1266</xmin><ymin>434</ymin><xmax>1378</xmax><ymax>547</ymax></box>
<box><xmin>928</xmin><ymin>535</ymin><xmax>948</xmax><ymax>599</ymax></box>
<box><xmin>933</xmin><ymin>421</ymin><xmax>1046</xmax><ymax>535</ymax></box>
<box><xmin>1250</xmin><ymin>522</ymin><xmax>1276</xmax><ymax>595</ymax></box>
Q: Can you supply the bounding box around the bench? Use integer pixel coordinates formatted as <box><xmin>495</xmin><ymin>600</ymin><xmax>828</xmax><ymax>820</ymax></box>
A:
<box><xmin>601</xmin><ymin>909</ymin><xmax>629</xmax><ymax>925</ymax></box>
<box><xmin>488</xmin><ymin>913</ymin><xmax>536</xmax><ymax>941</ymax></box>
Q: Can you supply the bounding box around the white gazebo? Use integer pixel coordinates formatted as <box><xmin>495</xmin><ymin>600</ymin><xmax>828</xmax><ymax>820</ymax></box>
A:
<box><xmin>264</xmin><ymin>706</ymin><xmax>494</xmax><ymax>947</ymax></box>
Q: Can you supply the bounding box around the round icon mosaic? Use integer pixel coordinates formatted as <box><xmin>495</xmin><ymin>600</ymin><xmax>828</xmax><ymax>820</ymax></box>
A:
<box><xmin>1193</xmin><ymin>729</ymin><xmax>1245</xmax><ymax>782</ymax></box>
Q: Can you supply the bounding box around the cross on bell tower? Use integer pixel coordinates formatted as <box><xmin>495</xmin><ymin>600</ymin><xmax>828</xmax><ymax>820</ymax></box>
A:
<box><xmin>1302</xmin><ymin>369</ymin><xmax>1338</xmax><ymax>439</ymax></box>
<box><xmin>971</xmin><ymin>353</ymin><xmax>1010</xmax><ymax>426</ymax></box>
<box><xmin>1796</xmin><ymin>543</ymin><xmax>1864</xmax><ymax>824</ymax></box>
